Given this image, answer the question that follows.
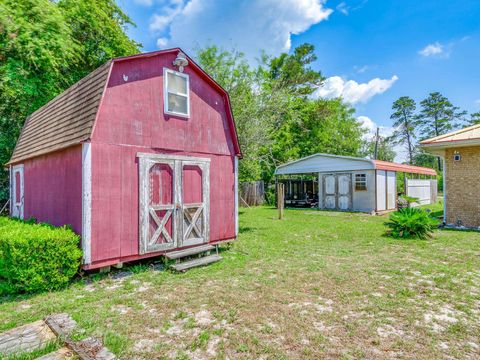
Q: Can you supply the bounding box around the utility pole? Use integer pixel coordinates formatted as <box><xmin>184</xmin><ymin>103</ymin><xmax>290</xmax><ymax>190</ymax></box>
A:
<box><xmin>373</xmin><ymin>127</ymin><xmax>380</xmax><ymax>160</ymax></box>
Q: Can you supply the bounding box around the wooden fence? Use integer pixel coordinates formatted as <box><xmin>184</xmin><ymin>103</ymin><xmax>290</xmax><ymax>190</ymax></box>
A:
<box><xmin>239</xmin><ymin>181</ymin><xmax>265</xmax><ymax>207</ymax></box>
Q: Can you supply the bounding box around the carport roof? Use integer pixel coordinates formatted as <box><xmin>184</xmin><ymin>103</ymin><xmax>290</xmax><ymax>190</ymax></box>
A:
<box><xmin>275</xmin><ymin>153</ymin><xmax>436</xmax><ymax>176</ymax></box>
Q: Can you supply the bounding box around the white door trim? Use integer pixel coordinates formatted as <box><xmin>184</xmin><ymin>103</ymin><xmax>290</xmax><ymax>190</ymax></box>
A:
<box><xmin>234</xmin><ymin>156</ymin><xmax>239</xmax><ymax>236</ymax></box>
<box><xmin>82</xmin><ymin>143</ymin><xmax>93</xmax><ymax>265</ymax></box>
<box><xmin>138</xmin><ymin>153</ymin><xmax>211</xmax><ymax>254</ymax></box>
<box><xmin>11</xmin><ymin>164</ymin><xmax>24</xmax><ymax>219</ymax></box>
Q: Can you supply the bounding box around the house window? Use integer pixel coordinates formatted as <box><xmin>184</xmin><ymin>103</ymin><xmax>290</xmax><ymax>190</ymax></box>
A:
<box><xmin>355</xmin><ymin>173</ymin><xmax>367</xmax><ymax>191</ymax></box>
<box><xmin>164</xmin><ymin>68</ymin><xmax>189</xmax><ymax>117</ymax></box>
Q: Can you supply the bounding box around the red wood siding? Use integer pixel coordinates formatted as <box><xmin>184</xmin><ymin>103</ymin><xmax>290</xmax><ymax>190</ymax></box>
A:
<box><xmin>88</xmin><ymin>53</ymin><xmax>237</xmax><ymax>267</ymax></box>
<box><xmin>90</xmin><ymin>144</ymin><xmax>235</xmax><ymax>266</ymax></box>
<box><xmin>23</xmin><ymin>145</ymin><xmax>83</xmax><ymax>234</ymax></box>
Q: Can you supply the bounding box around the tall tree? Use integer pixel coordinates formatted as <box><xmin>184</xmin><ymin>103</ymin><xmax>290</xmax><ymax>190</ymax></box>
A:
<box><xmin>267</xmin><ymin>43</ymin><xmax>324</xmax><ymax>96</ymax></box>
<box><xmin>0</xmin><ymin>0</ymin><xmax>139</xmax><ymax>204</ymax></box>
<box><xmin>417</xmin><ymin>92</ymin><xmax>467</xmax><ymax>169</ymax></box>
<box><xmin>418</xmin><ymin>92</ymin><xmax>467</xmax><ymax>138</ymax></box>
<box><xmin>469</xmin><ymin>111</ymin><xmax>480</xmax><ymax>125</ymax></box>
<box><xmin>389</xmin><ymin>96</ymin><xmax>417</xmax><ymax>164</ymax></box>
<box><xmin>196</xmin><ymin>44</ymin><xmax>365</xmax><ymax>183</ymax></box>
<box><xmin>196</xmin><ymin>46</ymin><xmax>267</xmax><ymax>181</ymax></box>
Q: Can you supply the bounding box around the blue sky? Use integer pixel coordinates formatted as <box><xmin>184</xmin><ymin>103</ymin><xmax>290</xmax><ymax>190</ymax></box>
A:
<box><xmin>118</xmin><ymin>0</ymin><xmax>480</xmax><ymax>159</ymax></box>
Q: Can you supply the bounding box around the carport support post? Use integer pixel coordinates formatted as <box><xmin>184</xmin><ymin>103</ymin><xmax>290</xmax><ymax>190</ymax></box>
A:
<box><xmin>277</xmin><ymin>182</ymin><xmax>284</xmax><ymax>219</ymax></box>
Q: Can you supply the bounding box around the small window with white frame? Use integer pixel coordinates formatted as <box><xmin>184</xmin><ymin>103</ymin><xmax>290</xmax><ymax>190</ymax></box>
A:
<box><xmin>355</xmin><ymin>173</ymin><xmax>367</xmax><ymax>191</ymax></box>
<box><xmin>164</xmin><ymin>68</ymin><xmax>189</xmax><ymax>117</ymax></box>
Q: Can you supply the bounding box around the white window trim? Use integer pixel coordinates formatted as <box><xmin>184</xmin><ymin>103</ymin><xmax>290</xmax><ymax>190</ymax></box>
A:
<box><xmin>163</xmin><ymin>67</ymin><xmax>190</xmax><ymax>118</ymax></box>
<box><xmin>355</xmin><ymin>173</ymin><xmax>367</xmax><ymax>191</ymax></box>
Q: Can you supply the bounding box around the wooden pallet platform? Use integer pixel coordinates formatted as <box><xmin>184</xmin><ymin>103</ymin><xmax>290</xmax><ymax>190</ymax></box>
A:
<box><xmin>0</xmin><ymin>314</ymin><xmax>115</xmax><ymax>360</ymax></box>
<box><xmin>37</xmin><ymin>347</ymin><xmax>75</xmax><ymax>359</ymax></box>
<box><xmin>165</xmin><ymin>244</ymin><xmax>214</xmax><ymax>259</ymax></box>
<box><xmin>171</xmin><ymin>254</ymin><xmax>222</xmax><ymax>272</ymax></box>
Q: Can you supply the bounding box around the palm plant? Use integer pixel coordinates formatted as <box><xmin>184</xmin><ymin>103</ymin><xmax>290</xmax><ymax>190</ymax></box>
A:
<box><xmin>385</xmin><ymin>207</ymin><xmax>439</xmax><ymax>239</ymax></box>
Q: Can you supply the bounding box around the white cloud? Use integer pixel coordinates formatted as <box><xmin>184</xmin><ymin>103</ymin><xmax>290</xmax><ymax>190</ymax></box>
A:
<box><xmin>134</xmin><ymin>0</ymin><xmax>153</xmax><ymax>5</ymax></box>
<box><xmin>148</xmin><ymin>0</ymin><xmax>333</xmax><ymax>61</ymax></box>
<box><xmin>475</xmin><ymin>99</ymin><xmax>480</xmax><ymax>107</ymax></box>
<box><xmin>357</xmin><ymin>115</ymin><xmax>376</xmax><ymax>137</ymax></box>
<box><xmin>336</xmin><ymin>2</ymin><xmax>349</xmax><ymax>15</ymax></box>
<box><xmin>316</xmin><ymin>75</ymin><xmax>399</xmax><ymax>104</ymax></box>
<box><xmin>355</xmin><ymin>65</ymin><xmax>370</xmax><ymax>74</ymax></box>
<box><xmin>156</xmin><ymin>37</ymin><xmax>169</xmax><ymax>48</ymax></box>
<box><xmin>418</xmin><ymin>42</ymin><xmax>445</xmax><ymax>57</ymax></box>
<box><xmin>358</xmin><ymin>116</ymin><xmax>394</xmax><ymax>138</ymax></box>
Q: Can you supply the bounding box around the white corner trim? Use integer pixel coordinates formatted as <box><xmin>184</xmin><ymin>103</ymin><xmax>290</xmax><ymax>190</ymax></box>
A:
<box><xmin>234</xmin><ymin>156</ymin><xmax>239</xmax><ymax>237</ymax></box>
<box><xmin>441</xmin><ymin>155</ymin><xmax>446</xmax><ymax>224</ymax></box>
<box><xmin>9</xmin><ymin>166</ymin><xmax>12</xmax><ymax>215</ymax></box>
<box><xmin>82</xmin><ymin>143</ymin><xmax>92</xmax><ymax>265</ymax></box>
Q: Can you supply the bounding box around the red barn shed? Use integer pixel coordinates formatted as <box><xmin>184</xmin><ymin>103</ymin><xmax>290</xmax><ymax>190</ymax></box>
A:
<box><xmin>7</xmin><ymin>49</ymin><xmax>241</xmax><ymax>270</ymax></box>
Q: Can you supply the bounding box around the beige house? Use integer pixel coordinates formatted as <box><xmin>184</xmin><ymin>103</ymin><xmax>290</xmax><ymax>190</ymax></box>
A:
<box><xmin>421</xmin><ymin>124</ymin><xmax>480</xmax><ymax>228</ymax></box>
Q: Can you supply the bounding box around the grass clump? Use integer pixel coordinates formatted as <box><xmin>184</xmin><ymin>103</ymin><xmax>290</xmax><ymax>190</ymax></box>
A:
<box><xmin>0</xmin><ymin>217</ymin><xmax>82</xmax><ymax>295</ymax></box>
<box><xmin>385</xmin><ymin>207</ymin><xmax>439</xmax><ymax>239</ymax></box>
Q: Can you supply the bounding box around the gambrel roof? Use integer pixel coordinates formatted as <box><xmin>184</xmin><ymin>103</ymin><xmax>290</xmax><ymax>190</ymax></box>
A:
<box><xmin>8</xmin><ymin>48</ymin><xmax>241</xmax><ymax>165</ymax></box>
<box><xmin>8</xmin><ymin>62</ymin><xmax>111</xmax><ymax>164</ymax></box>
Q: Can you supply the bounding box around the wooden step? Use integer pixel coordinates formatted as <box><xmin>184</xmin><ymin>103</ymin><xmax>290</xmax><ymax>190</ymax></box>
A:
<box><xmin>165</xmin><ymin>244</ymin><xmax>214</xmax><ymax>260</ymax></box>
<box><xmin>171</xmin><ymin>254</ymin><xmax>222</xmax><ymax>272</ymax></box>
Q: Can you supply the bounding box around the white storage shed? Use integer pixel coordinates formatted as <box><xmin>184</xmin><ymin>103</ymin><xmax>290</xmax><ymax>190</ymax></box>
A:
<box><xmin>275</xmin><ymin>154</ymin><xmax>436</xmax><ymax>213</ymax></box>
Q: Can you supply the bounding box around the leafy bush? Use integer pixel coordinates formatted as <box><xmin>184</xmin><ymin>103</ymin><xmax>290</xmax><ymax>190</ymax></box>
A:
<box><xmin>0</xmin><ymin>217</ymin><xmax>82</xmax><ymax>294</ymax></box>
<box><xmin>385</xmin><ymin>207</ymin><xmax>439</xmax><ymax>239</ymax></box>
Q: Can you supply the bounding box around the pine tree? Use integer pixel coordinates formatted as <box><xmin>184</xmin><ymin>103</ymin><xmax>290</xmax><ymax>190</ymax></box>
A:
<box><xmin>417</xmin><ymin>92</ymin><xmax>467</xmax><ymax>169</ymax></box>
<box><xmin>390</xmin><ymin>96</ymin><xmax>417</xmax><ymax>164</ymax></box>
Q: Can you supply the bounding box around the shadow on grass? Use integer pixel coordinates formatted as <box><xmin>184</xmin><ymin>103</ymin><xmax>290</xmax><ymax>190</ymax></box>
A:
<box><xmin>440</xmin><ymin>227</ymin><xmax>480</xmax><ymax>233</ymax></box>
<box><xmin>239</xmin><ymin>226</ymin><xmax>255</xmax><ymax>234</ymax></box>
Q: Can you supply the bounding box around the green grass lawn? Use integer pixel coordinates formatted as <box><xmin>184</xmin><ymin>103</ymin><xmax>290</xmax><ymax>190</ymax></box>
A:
<box><xmin>1</xmin><ymin>207</ymin><xmax>479</xmax><ymax>359</ymax></box>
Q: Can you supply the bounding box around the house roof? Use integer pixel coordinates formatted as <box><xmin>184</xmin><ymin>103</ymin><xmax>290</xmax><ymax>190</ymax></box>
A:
<box><xmin>8</xmin><ymin>61</ymin><xmax>112</xmax><ymax>165</ymax></box>
<box><xmin>275</xmin><ymin>153</ymin><xmax>436</xmax><ymax>176</ymax></box>
<box><xmin>420</xmin><ymin>124</ymin><xmax>480</xmax><ymax>151</ymax></box>
<box><xmin>8</xmin><ymin>48</ymin><xmax>241</xmax><ymax>165</ymax></box>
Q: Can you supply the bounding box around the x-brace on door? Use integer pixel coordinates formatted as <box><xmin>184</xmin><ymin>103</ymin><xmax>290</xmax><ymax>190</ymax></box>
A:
<box><xmin>138</xmin><ymin>153</ymin><xmax>210</xmax><ymax>254</ymax></box>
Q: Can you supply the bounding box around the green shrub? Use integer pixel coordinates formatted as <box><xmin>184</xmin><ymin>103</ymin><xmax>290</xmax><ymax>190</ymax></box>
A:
<box><xmin>385</xmin><ymin>207</ymin><xmax>439</xmax><ymax>240</ymax></box>
<box><xmin>0</xmin><ymin>217</ymin><xmax>82</xmax><ymax>294</ymax></box>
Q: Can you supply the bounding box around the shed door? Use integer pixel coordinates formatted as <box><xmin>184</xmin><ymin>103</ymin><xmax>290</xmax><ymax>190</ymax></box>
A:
<box><xmin>337</xmin><ymin>174</ymin><xmax>352</xmax><ymax>210</ymax></box>
<box><xmin>180</xmin><ymin>160</ymin><xmax>210</xmax><ymax>247</ymax></box>
<box><xmin>140</xmin><ymin>159</ymin><xmax>177</xmax><ymax>253</ymax></box>
<box><xmin>376</xmin><ymin>170</ymin><xmax>387</xmax><ymax>211</ymax></box>
<box><xmin>323</xmin><ymin>174</ymin><xmax>336</xmax><ymax>209</ymax></box>
<box><xmin>139</xmin><ymin>154</ymin><xmax>210</xmax><ymax>254</ymax></box>
<box><xmin>386</xmin><ymin>171</ymin><xmax>396</xmax><ymax>210</ymax></box>
<box><xmin>11</xmin><ymin>165</ymin><xmax>24</xmax><ymax>219</ymax></box>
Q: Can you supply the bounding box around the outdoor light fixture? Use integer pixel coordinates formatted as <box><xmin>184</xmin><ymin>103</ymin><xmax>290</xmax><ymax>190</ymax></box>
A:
<box><xmin>453</xmin><ymin>151</ymin><xmax>461</xmax><ymax>161</ymax></box>
<box><xmin>173</xmin><ymin>51</ymin><xmax>188</xmax><ymax>72</ymax></box>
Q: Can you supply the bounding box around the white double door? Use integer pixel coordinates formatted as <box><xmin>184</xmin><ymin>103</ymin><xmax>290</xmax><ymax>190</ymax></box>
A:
<box><xmin>323</xmin><ymin>173</ymin><xmax>352</xmax><ymax>211</ymax></box>
<box><xmin>376</xmin><ymin>170</ymin><xmax>396</xmax><ymax>211</ymax></box>
<box><xmin>138</xmin><ymin>154</ymin><xmax>210</xmax><ymax>254</ymax></box>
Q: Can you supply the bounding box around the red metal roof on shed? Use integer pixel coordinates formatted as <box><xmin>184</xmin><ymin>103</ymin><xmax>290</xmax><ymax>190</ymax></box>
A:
<box><xmin>373</xmin><ymin>160</ymin><xmax>436</xmax><ymax>176</ymax></box>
